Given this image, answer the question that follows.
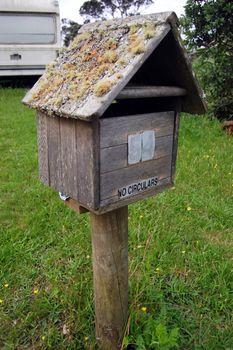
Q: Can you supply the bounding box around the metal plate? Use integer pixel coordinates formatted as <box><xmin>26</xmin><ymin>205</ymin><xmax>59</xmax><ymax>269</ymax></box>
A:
<box><xmin>128</xmin><ymin>133</ymin><xmax>142</xmax><ymax>164</ymax></box>
<box><xmin>142</xmin><ymin>130</ymin><xmax>155</xmax><ymax>161</ymax></box>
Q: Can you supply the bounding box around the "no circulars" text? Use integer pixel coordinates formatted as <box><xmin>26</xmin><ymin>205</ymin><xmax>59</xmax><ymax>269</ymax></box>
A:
<box><xmin>118</xmin><ymin>177</ymin><xmax>158</xmax><ymax>199</ymax></box>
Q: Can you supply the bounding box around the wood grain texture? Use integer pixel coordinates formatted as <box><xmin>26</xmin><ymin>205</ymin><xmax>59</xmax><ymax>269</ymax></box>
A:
<box><xmin>60</xmin><ymin>118</ymin><xmax>77</xmax><ymax>196</ymax></box>
<box><xmin>101</xmin><ymin>155</ymin><xmax>172</xmax><ymax>200</ymax></box>
<box><xmin>37</xmin><ymin>112</ymin><xmax>49</xmax><ymax>185</ymax></box>
<box><xmin>90</xmin><ymin>207</ymin><xmax>128</xmax><ymax>349</ymax></box>
<box><xmin>100</xmin><ymin>112</ymin><xmax>174</xmax><ymax>148</ymax></box>
<box><xmin>64</xmin><ymin>198</ymin><xmax>89</xmax><ymax>214</ymax></box>
<box><xmin>99</xmin><ymin>177</ymin><xmax>172</xmax><ymax>213</ymax></box>
<box><xmin>117</xmin><ymin>86</ymin><xmax>187</xmax><ymax>99</ymax></box>
<box><xmin>171</xmin><ymin>111</ymin><xmax>180</xmax><ymax>182</ymax></box>
<box><xmin>39</xmin><ymin>115</ymin><xmax>99</xmax><ymax>210</ymax></box>
<box><xmin>75</xmin><ymin>120</ymin><xmax>99</xmax><ymax>209</ymax></box>
<box><xmin>100</xmin><ymin>135</ymin><xmax>173</xmax><ymax>174</ymax></box>
<box><xmin>47</xmin><ymin>116</ymin><xmax>62</xmax><ymax>190</ymax></box>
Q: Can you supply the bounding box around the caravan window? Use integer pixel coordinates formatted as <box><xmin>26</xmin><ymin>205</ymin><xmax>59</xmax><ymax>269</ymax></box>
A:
<box><xmin>0</xmin><ymin>13</ymin><xmax>56</xmax><ymax>44</ymax></box>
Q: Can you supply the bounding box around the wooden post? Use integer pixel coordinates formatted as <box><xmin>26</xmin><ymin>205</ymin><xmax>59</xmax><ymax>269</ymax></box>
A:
<box><xmin>90</xmin><ymin>206</ymin><xmax>128</xmax><ymax>349</ymax></box>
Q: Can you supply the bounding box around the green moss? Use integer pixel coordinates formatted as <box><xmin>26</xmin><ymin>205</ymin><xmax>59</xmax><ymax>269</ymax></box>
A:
<box><xmin>105</xmin><ymin>38</ymin><xmax>117</xmax><ymax>49</ymax></box>
<box><xmin>143</xmin><ymin>23</ymin><xmax>156</xmax><ymax>40</ymax></box>
<box><xmin>117</xmin><ymin>57</ymin><xmax>127</xmax><ymax>66</ymax></box>
<box><xmin>96</xmin><ymin>64</ymin><xmax>109</xmax><ymax>76</ymax></box>
<box><xmin>70</xmin><ymin>32</ymin><xmax>91</xmax><ymax>49</ymax></box>
<box><xmin>46</xmin><ymin>61</ymin><xmax>56</xmax><ymax>71</ymax></box>
<box><xmin>27</xmin><ymin>18</ymin><xmax>158</xmax><ymax>110</ymax></box>
<box><xmin>115</xmin><ymin>73</ymin><xmax>123</xmax><ymax>80</ymax></box>
<box><xmin>129</xmin><ymin>24</ymin><xmax>141</xmax><ymax>35</ymax></box>
<box><xmin>101</xmin><ymin>50</ymin><xmax>118</xmax><ymax>63</ymax></box>
<box><xmin>131</xmin><ymin>43</ymin><xmax>145</xmax><ymax>54</ymax></box>
<box><xmin>58</xmin><ymin>47</ymin><xmax>67</xmax><ymax>55</ymax></box>
<box><xmin>94</xmin><ymin>79</ymin><xmax>114</xmax><ymax>97</ymax></box>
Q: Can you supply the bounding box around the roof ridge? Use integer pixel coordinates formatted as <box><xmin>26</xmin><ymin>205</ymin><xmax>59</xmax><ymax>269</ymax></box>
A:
<box><xmin>79</xmin><ymin>12</ymin><xmax>178</xmax><ymax>34</ymax></box>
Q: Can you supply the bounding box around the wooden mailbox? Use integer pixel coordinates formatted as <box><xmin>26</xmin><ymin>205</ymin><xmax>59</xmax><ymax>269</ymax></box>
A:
<box><xmin>23</xmin><ymin>12</ymin><xmax>206</xmax><ymax>214</ymax></box>
<box><xmin>23</xmin><ymin>12</ymin><xmax>206</xmax><ymax>349</ymax></box>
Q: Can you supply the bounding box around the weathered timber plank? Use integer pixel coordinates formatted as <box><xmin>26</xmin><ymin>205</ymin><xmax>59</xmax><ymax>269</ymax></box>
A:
<box><xmin>100</xmin><ymin>155</ymin><xmax>172</xmax><ymax>200</ymax></box>
<box><xmin>75</xmin><ymin>120</ymin><xmax>99</xmax><ymax>208</ymax></box>
<box><xmin>117</xmin><ymin>86</ymin><xmax>187</xmax><ymax>99</ymax></box>
<box><xmin>100</xmin><ymin>112</ymin><xmax>174</xmax><ymax>148</ymax></box>
<box><xmin>60</xmin><ymin>118</ymin><xmax>78</xmax><ymax>196</ymax></box>
<box><xmin>100</xmin><ymin>135</ymin><xmax>173</xmax><ymax>174</ymax></box>
<box><xmin>171</xmin><ymin>111</ymin><xmax>180</xmax><ymax>181</ymax></box>
<box><xmin>47</xmin><ymin>116</ymin><xmax>62</xmax><ymax>190</ymax></box>
<box><xmin>37</xmin><ymin>112</ymin><xmax>49</xmax><ymax>185</ymax></box>
<box><xmin>64</xmin><ymin>198</ymin><xmax>89</xmax><ymax>214</ymax></box>
<box><xmin>99</xmin><ymin>177</ymin><xmax>172</xmax><ymax>213</ymax></box>
<box><xmin>90</xmin><ymin>207</ymin><xmax>128</xmax><ymax>349</ymax></box>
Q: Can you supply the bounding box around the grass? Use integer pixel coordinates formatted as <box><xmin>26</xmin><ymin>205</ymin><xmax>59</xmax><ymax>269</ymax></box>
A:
<box><xmin>0</xmin><ymin>88</ymin><xmax>232</xmax><ymax>349</ymax></box>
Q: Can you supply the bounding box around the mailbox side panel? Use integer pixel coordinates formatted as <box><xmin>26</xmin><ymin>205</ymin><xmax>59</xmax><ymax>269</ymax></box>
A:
<box><xmin>171</xmin><ymin>111</ymin><xmax>180</xmax><ymax>182</ymax></box>
<box><xmin>37</xmin><ymin>112</ymin><xmax>99</xmax><ymax>209</ymax></box>
<box><xmin>99</xmin><ymin>112</ymin><xmax>175</xmax><ymax>212</ymax></box>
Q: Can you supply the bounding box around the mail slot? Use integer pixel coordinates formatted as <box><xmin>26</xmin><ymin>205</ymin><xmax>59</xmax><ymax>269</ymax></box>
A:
<box><xmin>23</xmin><ymin>12</ymin><xmax>206</xmax><ymax>214</ymax></box>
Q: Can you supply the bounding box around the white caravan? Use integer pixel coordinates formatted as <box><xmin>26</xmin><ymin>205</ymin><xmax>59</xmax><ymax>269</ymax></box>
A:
<box><xmin>0</xmin><ymin>0</ymin><xmax>61</xmax><ymax>76</ymax></box>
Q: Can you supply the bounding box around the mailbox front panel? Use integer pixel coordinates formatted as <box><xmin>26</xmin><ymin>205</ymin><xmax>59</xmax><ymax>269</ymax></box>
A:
<box><xmin>99</xmin><ymin>112</ymin><xmax>175</xmax><ymax>209</ymax></box>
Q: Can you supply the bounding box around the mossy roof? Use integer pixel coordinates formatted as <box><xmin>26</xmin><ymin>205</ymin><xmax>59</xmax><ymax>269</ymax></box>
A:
<box><xmin>23</xmin><ymin>12</ymin><xmax>206</xmax><ymax>120</ymax></box>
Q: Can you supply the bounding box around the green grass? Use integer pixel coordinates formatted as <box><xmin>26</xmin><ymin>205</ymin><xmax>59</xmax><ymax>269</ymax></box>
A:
<box><xmin>0</xmin><ymin>88</ymin><xmax>232</xmax><ymax>349</ymax></box>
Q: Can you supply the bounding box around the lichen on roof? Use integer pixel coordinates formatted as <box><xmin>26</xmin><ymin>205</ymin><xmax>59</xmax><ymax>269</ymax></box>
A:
<box><xmin>23</xmin><ymin>12</ymin><xmax>178</xmax><ymax>119</ymax></box>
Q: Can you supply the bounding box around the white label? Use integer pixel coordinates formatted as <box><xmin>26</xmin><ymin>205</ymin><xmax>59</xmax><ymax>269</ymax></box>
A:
<box><xmin>118</xmin><ymin>176</ymin><xmax>158</xmax><ymax>199</ymax></box>
<box><xmin>128</xmin><ymin>134</ymin><xmax>142</xmax><ymax>164</ymax></box>
<box><xmin>142</xmin><ymin>130</ymin><xmax>155</xmax><ymax>161</ymax></box>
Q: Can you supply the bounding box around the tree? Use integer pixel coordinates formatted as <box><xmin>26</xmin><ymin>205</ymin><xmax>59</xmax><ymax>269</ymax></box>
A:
<box><xmin>80</xmin><ymin>0</ymin><xmax>154</xmax><ymax>22</ymax></box>
<box><xmin>181</xmin><ymin>0</ymin><xmax>233</xmax><ymax>120</ymax></box>
<box><xmin>61</xmin><ymin>18</ymin><xmax>81</xmax><ymax>47</ymax></box>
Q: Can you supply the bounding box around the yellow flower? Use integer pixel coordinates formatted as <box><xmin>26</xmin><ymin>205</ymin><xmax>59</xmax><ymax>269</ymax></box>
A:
<box><xmin>0</xmin><ymin>299</ymin><xmax>3</xmax><ymax>304</ymax></box>
<box><xmin>4</xmin><ymin>283</ymin><xmax>9</xmax><ymax>288</ymax></box>
<box><xmin>137</xmin><ymin>245</ymin><xmax>142</xmax><ymax>249</ymax></box>
<box><xmin>86</xmin><ymin>255</ymin><xmax>90</xmax><ymax>259</ymax></box>
<box><xmin>141</xmin><ymin>306</ymin><xmax>147</xmax><ymax>312</ymax></box>
<box><xmin>182</xmin><ymin>250</ymin><xmax>186</xmax><ymax>254</ymax></box>
<box><xmin>140</xmin><ymin>215</ymin><xmax>144</xmax><ymax>219</ymax></box>
<box><xmin>155</xmin><ymin>267</ymin><xmax>160</xmax><ymax>272</ymax></box>
<box><xmin>41</xmin><ymin>336</ymin><xmax>46</xmax><ymax>341</ymax></box>
<box><xmin>84</xmin><ymin>336</ymin><xmax>89</xmax><ymax>341</ymax></box>
<box><xmin>33</xmin><ymin>289</ymin><xmax>39</xmax><ymax>295</ymax></box>
<box><xmin>187</xmin><ymin>207</ymin><xmax>192</xmax><ymax>211</ymax></box>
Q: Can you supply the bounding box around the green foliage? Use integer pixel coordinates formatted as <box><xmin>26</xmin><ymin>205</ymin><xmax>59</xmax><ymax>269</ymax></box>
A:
<box><xmin>61</xmin><ymin>18</ymin><xmax>81</xmax><ymax>47</ymax></box>
<box><xmin>181</xmin><ymin>0</ymin><xmax>233</xmax><ymax>120</ymax></box>
<box><xmin>80</xmin><ymin>0</ymin><xmax>105</xmax><ymax>20</ymax></box>
<box><xmin>124</xmin><ymin>313</ymin><xmax>179</xmax><ymax>349</ymax></box>
<box><xmin>80</xmin><ymin>0</ymin><xmax>154</xmax><ymax>21</ymax></box>
<box><xmin>0</xmin><ymin>89</ymin><xmax>233</xmax><ymax>349</ymax></box>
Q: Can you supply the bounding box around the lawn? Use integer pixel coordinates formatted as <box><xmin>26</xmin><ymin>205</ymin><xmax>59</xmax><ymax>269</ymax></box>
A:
<box><xmin>0</xmin><ymin>88</ymin><xmax>232</xmax><ymax>349</ymax></box>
